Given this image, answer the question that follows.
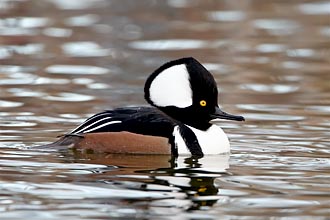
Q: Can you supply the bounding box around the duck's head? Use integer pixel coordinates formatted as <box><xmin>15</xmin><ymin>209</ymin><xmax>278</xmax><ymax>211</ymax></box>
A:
<box><xmin>144</xmin><ymin>57</ymin><xmax>244</xmax><ymax>130</ymax></box>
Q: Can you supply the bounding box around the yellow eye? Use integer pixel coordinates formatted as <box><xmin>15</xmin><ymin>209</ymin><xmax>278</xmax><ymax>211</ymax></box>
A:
<box><xmin>200</xmin><ymin>100</ymin><xmax>207</xmax><ymax>107</ymax></box>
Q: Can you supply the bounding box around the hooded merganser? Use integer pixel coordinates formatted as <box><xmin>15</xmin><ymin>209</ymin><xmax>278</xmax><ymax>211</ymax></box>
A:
<box><xmin>43</xmin><ymin>57</ymin><xmax>244</xmax><ymax>156</ymax></box>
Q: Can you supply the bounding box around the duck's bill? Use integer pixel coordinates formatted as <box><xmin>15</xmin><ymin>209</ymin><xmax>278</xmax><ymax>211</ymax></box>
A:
<box><xmin>210</xmin><ymin>107</ymin><xmax>245</xmax><ymax>121</ymax></box>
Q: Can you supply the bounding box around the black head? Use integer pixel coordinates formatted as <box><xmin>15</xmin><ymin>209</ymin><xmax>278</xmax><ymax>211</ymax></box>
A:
<box><xmin>144</xmin><ymin>57</ymin><xmax>244</xmax><ymax>130</ymax></box>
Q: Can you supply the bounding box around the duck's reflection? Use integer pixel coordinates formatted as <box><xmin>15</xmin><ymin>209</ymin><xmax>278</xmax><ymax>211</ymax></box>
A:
<box><xmin>151</xmin><ymin>155</ymin><xmax>229</xmax><ymax>209</ymax></box>
<box><xmin>69</xmin><ymin>151</ymin><xmax>230</xmax><ymax>210</ymax></box>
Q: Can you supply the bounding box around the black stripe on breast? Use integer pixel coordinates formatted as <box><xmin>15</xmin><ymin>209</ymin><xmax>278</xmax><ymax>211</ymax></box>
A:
<box><xmin>179</xmin><ymin>125</ymin><xmax>203</xmax><ymax>156</ymax></box>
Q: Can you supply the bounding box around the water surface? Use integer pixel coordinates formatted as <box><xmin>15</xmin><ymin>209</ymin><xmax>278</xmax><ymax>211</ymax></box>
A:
<box><xmin>0</xmin><ymin>1</ymin><xmax>329</xmax><ymax>219</ymax></box>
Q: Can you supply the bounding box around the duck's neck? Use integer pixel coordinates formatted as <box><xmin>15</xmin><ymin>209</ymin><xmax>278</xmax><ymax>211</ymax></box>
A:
<box><xmin>158</xmin><ymin>106</ymin><xmax>212</xmax><ymax>131</ymax></box>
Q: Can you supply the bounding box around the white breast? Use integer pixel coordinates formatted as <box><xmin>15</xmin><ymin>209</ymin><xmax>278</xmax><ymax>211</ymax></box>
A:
<box><xmin>173</xmin><ymin>125</ymin><xmax>230</xmax><ymax>155</ymax></box>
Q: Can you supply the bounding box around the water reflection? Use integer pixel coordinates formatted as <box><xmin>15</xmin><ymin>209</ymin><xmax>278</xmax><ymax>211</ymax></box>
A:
<box><xmin>45</xmin><ymin>65</ymin><xmax>110</xmax><ymax>75</ymax></box>
<box><xmin>64</xmin><ymin>14</ymin><xmax>100</xmax><ymax>27</ymax></box>
<box><xmin>43</xmin><ymin>27</ymin><xmax>72</xmax><ymax>37</ymax></box>
<box><xmin>0</xmin><ymin>148</ymin><xmax>231</xmax><ymax>217</ymax></box>
<box><xmin>49</xmin><ymin>0</ymin><xmax>108</xmax><ymax>10</ymax></box>
<box><xmin>67</xmin><ymin>152</ymin><xmax>230</xmax><ymax>210</ymax></box>
<box><xmin>62</xmin><ymin>41</ymin><xmax>110</xmax><ymax>57</ymax></box>
<box><xmin>208</xmin><ymin>11</ymin><xmax>246</xmax><ymax>22</ymax></box>
<box><xmin>298</xmin><ymin>2</ymin><xmax>330</xmax><ymax>15</ymax></box>
<box><xmin>0</xmin><ymin>17</ymin><xmax>50</xmax><ymax>36</ymax></box>
<box><xmin>253</xmin><ymin>19</ymin><xmax>300</xmax><ymax>36</ymax></box>
<box><xmin>129</xmin><ymin>39</ymin><xmax>208</xmax><ymax>50</ymax></box>
<box><xmin>241</xmin><ymin>83</ymin><xmax>299</xmax><ymax>93</ymax></box>
<box><xmin>0</xmin><ymin>100</ymin><xmax>23</xmax><ymax>108</ymax></box>
<box><xmin>42</xmin><ymin>92</ymin><xmax>95</xmax><ymax>102</ymax></box>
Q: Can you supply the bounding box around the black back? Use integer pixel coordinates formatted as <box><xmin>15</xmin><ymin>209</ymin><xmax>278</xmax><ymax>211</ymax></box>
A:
<box><xmin>68</xmin><ymin>107</ymin><xmax>204</xmax><ymax>156</ymax></box>
<box><xmin>70</xmin><ymin>107</ymin><xmax>176</xmax><ymax>138</ymax></box>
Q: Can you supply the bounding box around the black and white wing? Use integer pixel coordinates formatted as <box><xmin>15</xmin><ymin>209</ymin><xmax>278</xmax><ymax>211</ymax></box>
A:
<box><xmin>69</xmin><ymin>107</ymin><xmax>176</xmax><ymax>138</ymax></box>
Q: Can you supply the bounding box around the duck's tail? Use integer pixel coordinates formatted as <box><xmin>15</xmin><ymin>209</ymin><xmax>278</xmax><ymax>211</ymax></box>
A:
<box><xmin>33</xmin><ymin>134</ymin><xmax>84</xmax><ymax>151</ymax></box>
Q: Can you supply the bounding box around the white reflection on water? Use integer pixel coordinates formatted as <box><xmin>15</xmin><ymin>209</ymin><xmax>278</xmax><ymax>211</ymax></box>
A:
<box><xmin>0</xmin><ymin>65</ymin><xmax>36</xmax><ymax>73</ymax></box>
<box><xmin>43</xmin><ymin>27</ymin><xmax>72</xmax><ymax>37</ymax></box>
<box><xmin>237</xmin><ymin>104</ymin><xmax>294</xmax><ymax>112</ymax></box>
<box><xmin>1</xmin><ymin>182</ymin><xmax>172</xmax><ymax>200</ymax></box>
<box><xmin>286</xmin><ymin>48</ymin><xmax>315</xmax><ymax>58</ymax></box>
<box><xmin>72</xmin><ymin>78</ymin><xmax>94</xmax><ymax>84</ymax></box>
<box><xmin>253</xmin><ymin>19</ymin><xmax>300</xmax><ymax>35</ymax></box>
<box><xmin>281</xmin><ymin>61</ymin><xmax>304</xmax><ymax>69</ymax></box>
<box><xmin>305</xmin><ymin>105</ymin><xmax>330</xmax><ymax>114</ymax></box>
<box><xmin>1</xmin><ymin>73</ymin><xmax>70</xmax><ymax>86</ymax></box>
<box><xmin>256</xmin><ymin>44</ymin><xmax>287</xmax><ymax>53</ymax></box>
<box><xmin>253</xmin><ymin>19</ymin><xmax>300</xmax><ymax>30</ymax></box>
<box><xmin>208</xmin><ymin>11</ymin><xmax>246</xmax><ymax>22</ymax></box>
<box><xmin>34</xmin><ymin>77</ymin><xmax>71</xmax><ymax>85</ymax></box>
<box><xmin>45</xmin><ymin>65</ymin><xmax>109</xmax><ymax>75</ymax></box>
<box><xmin>321</xmin><ymin>27</ymin><xmax>330</xmax><ymax>36</ymax></box>
<box><xmin>42</xmin><ymin>92</ymin><xmax>95</xmax><ymax>102</ymax></box>
<box><xmin>242</xmin><ymin>113</ymin><xmax>305</xmax><ymax>121</ymax></box>
<box><xmin>62</xmin><ymin>41</ymin><xmax>110</xmax><ymax>57</ymax></box>
<box><xmin>241</xmin><ymin>84</ymin><xmax>299</xmax><ymax>94</ymax></box>
<box><xmin>0</xmin><ymin>28</ymin><xmax>36</xmax><ymax>36</ymax></box>
<box><xmin>0</xmin><ymin>77</ymin><xmax>35</xmax><ymax>85</ymax></box>
<box><xmin>0</xmin><ymin>17</ymin><xmax>50</xmax><ymax>28</ymax></box>
<box><xmin>0</xmin><ymin>121</ymin><xmax>37</xmax><ymax>127</ymax></box>
<box><xmin>0</xmin><ymin>17</ymin><xmax>50</xmax><ymax>36</ymax></box>
<box><xmin>167</xmin><ymin>0</ymin><xmax>195</xmax><ymax>8</ymax></box>
<box><xmin>0</xmin><ymin>47</ymin><xmax>11</xmax><ymax>59</ymax></box>
<box><xmin>298</xmin><ymin>2</ymin><xmax>330</xmax><ymax>15</ymax></box>
<box><xmin>71</xmin><ymin>78</ymin><xmax>111</xmax><ymax>89</ymax></box>
<box><xmin>13</xmin><ymin>115</ymin><xmax>83</xmax><ymax>124</ymax></box>
<box><xmin>129</xmin><ymin>39</ymin><xmax>208</xmax><ymax>50</ymax></box>
<box><xmin>64</xmin><ymin>14</ymin><xmax>100</xmax><ymax>27</ymax></box>
<box><xmin>87</xmin><ymin>83</ymin><xmax>110</xmax><ymax>89</ymax></box>
<box><xmin>231</xmin><ymin>197</ymin><xmax>319</xmax><ymax>208</ymax></box>
<box><xmin>0</xmin><ymin>100</ymin><xmax>23</xmax><ymax>108</ymax></box>
<box><xmin>0</xmin><ymin>43</ymin><xmax>44</xmax><ymax>56</ymax></box>
<box><xmin>8</xmin><ymin>88</ymin><xmax>46</xmax><ymax>97</ymax></box>
<box><xmin>203</xmin><ymin>63</ymin><xmax>231</xmax><ymax>73</ymax></box>
<box><xmin>49</xmin><ymin>0</ymin><xmax>108</xmax><ymax>10</ymax></box>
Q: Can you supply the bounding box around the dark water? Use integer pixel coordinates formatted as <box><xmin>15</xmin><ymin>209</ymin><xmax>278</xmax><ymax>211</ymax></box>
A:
<box><xmin>0</xmin><ymin>0</ymin><xmax>329</xmax><ymax>219</ymax></box>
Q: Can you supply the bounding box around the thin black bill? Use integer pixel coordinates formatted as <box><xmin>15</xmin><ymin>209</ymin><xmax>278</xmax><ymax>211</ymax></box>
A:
<box><xmin>210</xmin><ymin>107</ymin><xmax>245</xmax><ymax>121</ymax></box>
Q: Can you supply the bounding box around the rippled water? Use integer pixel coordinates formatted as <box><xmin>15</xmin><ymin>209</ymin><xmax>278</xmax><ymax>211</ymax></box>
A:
<box><xmin>0</xmin><ymin>0</ymin><xmax>329</xmax><ymax>219</ymax></box>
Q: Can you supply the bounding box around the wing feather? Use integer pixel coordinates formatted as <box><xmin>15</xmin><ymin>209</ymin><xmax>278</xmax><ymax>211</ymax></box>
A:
<box><xmin>69</xmin><ymin>107</ymin><xmax>176</xmax><ymax>138</ymax></box>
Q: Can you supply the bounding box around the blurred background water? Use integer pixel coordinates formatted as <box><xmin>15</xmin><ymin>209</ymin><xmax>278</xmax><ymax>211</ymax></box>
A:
<box><xmin>0</xmin><ymin>0</ymin><xmax>329</xmax><ymax>219</ymax></box>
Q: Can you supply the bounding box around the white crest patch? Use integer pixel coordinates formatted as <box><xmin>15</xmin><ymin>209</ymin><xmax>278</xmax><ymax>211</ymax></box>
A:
<box><xmin>149</xmin><ymin>64</ymin><xmax>192</xmax><ymax>108</ymax></box>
